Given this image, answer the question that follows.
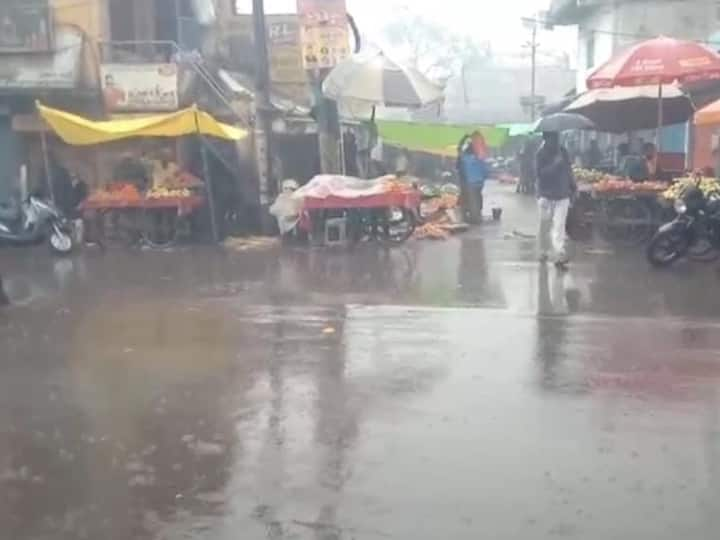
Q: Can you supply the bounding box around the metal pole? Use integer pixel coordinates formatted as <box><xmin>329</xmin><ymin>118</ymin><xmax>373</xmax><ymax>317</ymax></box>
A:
<box><xmin>530</xmin><ymin>22</ymin><xmax>538</xmax><ymax>121</ymax></box>
<box><xmin>314</xmin><ymin>70</ymin><xmax>342</xmax><ymax>174</ymax></box>
<box><xmin>340</xmin><ymin>125</ymin><xmax>347</xmax><ymax>175</ymax></box>
<box><xmin>656</xmin><ymin>83</ymin><xmax>664</xmax><ymax>153</ymax></box>
<box><xmin>195</xmin><ymin>110</ymin><xmax>220</xmax><ymax>243</ymax></box>
<box><xmin>252</xmin><ymin>0</ymin><xmax>275</xmax><ymax>233</ymax></box>
<box><xmin>40</xmin><ymin>124</ymin><xmax>54</xmax><ymax>203</ymax></box>
<box><xmin>461</xmin><ymin>63</ymin><xmax>469</xmax><ymax>106</ymax></box>
<box><xmin>174</xmin><ymin>0</ymin><xmax>183</xmax><ymax>50</ymax></box>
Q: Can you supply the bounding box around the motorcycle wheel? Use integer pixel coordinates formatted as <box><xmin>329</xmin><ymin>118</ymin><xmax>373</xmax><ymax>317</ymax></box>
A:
<box><xmin>646</xmin><ymin>229</ymin><xmax>688</xmax><ymax>268</ymax></box>
<box><xmin>49</xmin><ymin>229</ymin><xmax>74</xmax><ymax>255</ymax></box>
<box><xmin>378</xmin><ymin>207</ymin><xmax>416</xmax><ymax>246</ymax></box>
<box><xmin>688</xmin><ymin>238</ymin><xmax>720</xmax><ymax>262</ymax></box>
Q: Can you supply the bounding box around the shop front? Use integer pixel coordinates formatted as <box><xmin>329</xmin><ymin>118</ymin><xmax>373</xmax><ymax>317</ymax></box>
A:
<box><xmin>0</xmin><ymin>23</ymin><xmax>91</xmax><ymax>202</ymax></box>
<box><xmin>37</xmin><ymin>103</ymin><xmax>247</xmax><ymax>246</ymax></box>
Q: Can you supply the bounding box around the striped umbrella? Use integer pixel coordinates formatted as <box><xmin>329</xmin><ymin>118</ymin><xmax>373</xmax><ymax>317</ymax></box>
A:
<box><xmin>322</xmin><ymin>51</ymin><xmax>444</xmax><ymax>108</ymax></box>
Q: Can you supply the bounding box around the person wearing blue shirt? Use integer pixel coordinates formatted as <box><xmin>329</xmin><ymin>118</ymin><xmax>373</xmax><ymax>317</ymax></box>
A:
<box><xmin>458</xmin><ymin>132</ymin><xmax>489</xmax><ymax>224</ymax></box>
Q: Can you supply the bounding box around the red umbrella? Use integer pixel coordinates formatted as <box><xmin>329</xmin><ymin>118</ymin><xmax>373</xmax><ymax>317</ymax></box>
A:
<box><xmin>586</xmin><ymin>37</ymin><xmax>720</xmax><ymax>152</ymax></box>
<box><xmin>587</xmin><ymin>36</ymin><xmax>720</xmax><ymax>89</ymax></box>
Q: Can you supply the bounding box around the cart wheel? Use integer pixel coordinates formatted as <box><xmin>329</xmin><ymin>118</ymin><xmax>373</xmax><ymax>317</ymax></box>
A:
<box><xmin>101</xmin><ymin>209</ymin><xmax>143</xmax><ymax>248</ymax></box>
<box><xmin>378</xmin><ymin>207</ymin><xmax>416</xmax><ymax>245</ymax></box>
<box><xmin>142</xmin><ymin>208</ymin><xmax>179</xmax><ymax>248</ymax></box>
<box><xmin>599</xmin><ymin>198</ymin><xmax>653</xmax><ymax>246</ymax></box>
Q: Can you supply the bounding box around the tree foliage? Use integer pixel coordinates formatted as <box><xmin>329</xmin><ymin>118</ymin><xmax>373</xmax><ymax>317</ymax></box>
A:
<box><xmin>381</xmin><ymin>10</ymin><xmax>491</xmax><ymax>82</ymax></box>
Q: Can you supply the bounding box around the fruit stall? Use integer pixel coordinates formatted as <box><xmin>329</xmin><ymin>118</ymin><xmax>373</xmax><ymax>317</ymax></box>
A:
<box><xmin>569</xmin><ymin>167</ymin><xmax>672</xmax><ymax>245</ymax></box>
<box><xmin>82</xmin><ymin>179</ymin><xmax>205</xmax><ymax>248</ymax></box>
<box><xmin>659</xmin><ymin>175</ymin><xmax>720</xmax><ymax>202</ymax></box>
<box><xmin>37</xmin><ymin>103</ymin><xmax>247</xmax><ymax>247</ymax></box>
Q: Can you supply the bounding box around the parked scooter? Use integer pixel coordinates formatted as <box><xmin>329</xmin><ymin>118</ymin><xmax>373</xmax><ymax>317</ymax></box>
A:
<box><xmin>0</xmin><ymin>195</ymin><xmax>74</xmax><ymax>255</ymax></box>
<box><xmin>647</xmin><ymin>184</ymin><xmax>720</xmax><ymax>268</ymax></box>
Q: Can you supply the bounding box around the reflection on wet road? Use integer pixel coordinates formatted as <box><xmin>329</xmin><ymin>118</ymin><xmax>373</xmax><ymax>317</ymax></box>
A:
<box><xmin>2</xmin><ymin>185</ymin><xmax>720</xmax><ymax>539</ymax></box>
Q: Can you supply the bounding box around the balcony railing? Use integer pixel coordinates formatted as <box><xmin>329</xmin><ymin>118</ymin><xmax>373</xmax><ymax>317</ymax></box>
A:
<box><xmin>99</xmin><ymin>41</ymin><xmax>180</xmax><ymax>64</ymax></box>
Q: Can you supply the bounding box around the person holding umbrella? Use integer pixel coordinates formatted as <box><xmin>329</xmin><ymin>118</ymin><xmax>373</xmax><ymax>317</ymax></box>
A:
<box><xmin>535</xmin><ymin>131</ymin><xmax>577</xmax><ymax>268</ymax></box>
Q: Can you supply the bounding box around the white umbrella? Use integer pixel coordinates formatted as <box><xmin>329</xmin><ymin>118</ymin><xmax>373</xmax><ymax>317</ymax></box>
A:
<box><xmin>564</xmin><ymin>85</ymin><xmax>694</xmax><ymax>133</ymax></box>
<box><xmin>322</xmin><ymin>51</ymin><xmax>444</xmax><ymax>108</ymax></box>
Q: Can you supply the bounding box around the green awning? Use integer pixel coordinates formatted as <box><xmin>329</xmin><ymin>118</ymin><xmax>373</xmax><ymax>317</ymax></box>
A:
<box><xmin>377</xmin><ymin>120</ymin><xmax>509</xmax><ymax>157</ymax></box>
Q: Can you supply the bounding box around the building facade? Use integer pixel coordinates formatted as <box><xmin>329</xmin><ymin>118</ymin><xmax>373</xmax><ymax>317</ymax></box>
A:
<box><xmin>549</xmin><ymin>0</ymin><xmax>720</xmax><ymax>91</ymax></box>
<box><xmin>548</xmin><ymin>0</ymin><xmax>720</xmax><ymax>163</ymax></box>
<box><xmin>0</xmin><ymin>0</ymin><xmax>221</xmax><ymax>200</ymax></box>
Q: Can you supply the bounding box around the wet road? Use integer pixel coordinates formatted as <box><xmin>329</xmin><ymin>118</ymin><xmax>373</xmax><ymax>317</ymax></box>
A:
<box><xmin>2</xmin><ymin>184</ymin><xmax>720</xmax><ymax>539</ymax></box>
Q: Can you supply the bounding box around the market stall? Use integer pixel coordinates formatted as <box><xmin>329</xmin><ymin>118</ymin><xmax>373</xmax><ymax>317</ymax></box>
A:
<box><xmin>273</xmin><ymin>175</ymin><xmax>421</xmax><ymax>246</ymax></box>
<box><xmin>559</xmin><ymin>37</ymin><xmax>720</xmax><ymax>246</ymax></box>
<box><xmin>37</xmin><ymin>104</ymin><xmax>247</xmax><ymax>247</ymax></box>
<box><xmin>569</xmin><ymin>168</ymin><xmax>671</xmax><ymax>246</ymax></box>
<box><xmin>82</xmin><ymin>184</ymin><xmax>205</xmax><ymax>248</ymax></box>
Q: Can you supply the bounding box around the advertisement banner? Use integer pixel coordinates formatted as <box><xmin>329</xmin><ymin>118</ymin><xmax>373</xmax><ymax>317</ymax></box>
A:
<box><xmin>101</xmin><ymin>64</ymin><xmax>179</xmax><ymax>112</ymax></box>
<box><xmin>297</xmin><ymin>0</ymin><xmax>349</xmax><ymax>70</ymax></box>
<box><xmin>267</xmin><ymin>19</ymin><xmax>306</xmax><ymax>84</ymax></box>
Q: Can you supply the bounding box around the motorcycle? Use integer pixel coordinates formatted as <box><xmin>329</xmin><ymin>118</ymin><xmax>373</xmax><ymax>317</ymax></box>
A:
<box><xmin>647</xmin><ymin>184</ymin><xmax>720</xmax><ymax>268</ymax></box>
<box><xmin>0</xmin><ymin>195</ymin><xmax>74</xmax><ymax>255</ymax></box>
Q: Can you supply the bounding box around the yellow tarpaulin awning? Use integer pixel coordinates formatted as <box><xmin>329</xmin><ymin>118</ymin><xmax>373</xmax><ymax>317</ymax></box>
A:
<box><xmin>37</xmin><ymin>103</ymin><xmax>248</xmax><ymax>146</ymax></box>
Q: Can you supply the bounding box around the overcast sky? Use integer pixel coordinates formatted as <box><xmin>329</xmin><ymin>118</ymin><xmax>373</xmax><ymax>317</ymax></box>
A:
<box><xmin>233</xmin><ymin>0</ymin><xmax>576</xmax><ymax>58</ymax></box>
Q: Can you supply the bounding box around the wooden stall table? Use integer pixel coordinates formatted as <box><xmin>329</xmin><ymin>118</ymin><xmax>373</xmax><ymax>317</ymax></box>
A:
<box><xmin>591</xmin><ymin>182</ymin><xmax>670</xmax><ymax>246</ymax></box>
<box><xmin>81</xmin><ymin>195</ymin><xmax>205</xmax><ymax>248</ymax></box>
<box><xmin>302</xmin><ymin>190</ymin><xmax>422</xmax><ymax>246</ymax></box>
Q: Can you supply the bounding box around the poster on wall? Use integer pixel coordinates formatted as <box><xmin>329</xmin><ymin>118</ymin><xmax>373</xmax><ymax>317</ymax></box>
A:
<box><xmin>267</xmin><ymin>19</ymin><xmax>306</xmax><ymax>84</ymax></box>
<box><xmin>297</xmin><ymin>0</ymin><xmax>350</xmax><ymax>70</ymax></box>
<box><xmin>101</xmin><ymin>64</ymin><xmax>179</xmax><ymax>112</ymax></box>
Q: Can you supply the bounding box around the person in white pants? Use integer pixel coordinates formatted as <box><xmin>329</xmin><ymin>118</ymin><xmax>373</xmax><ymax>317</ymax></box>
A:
<box><xmin>535</xmin><ymin>132</ymin><xmax>576</xmax><ymax>267</ymax></box>
<box><xmin>538</xmin><ymin>197</ymin><xmax>570</xmax><ymax>262</ymax></box>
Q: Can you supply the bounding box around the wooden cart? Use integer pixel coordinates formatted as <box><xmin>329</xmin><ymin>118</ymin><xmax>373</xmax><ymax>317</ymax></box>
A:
<box><xmin>303</xmin><ymin>191</ymin><xmax>422</xmax><ymax>246</ymax></box>
<box><xmin>81</xmin><ymin>196</ymin><xmax>205</xmax><ymax>248</ymax></box>
<box><xmin>568</xmin><ymin>184</ymin><xmax>672</xmax><ymax>246</ymax></box>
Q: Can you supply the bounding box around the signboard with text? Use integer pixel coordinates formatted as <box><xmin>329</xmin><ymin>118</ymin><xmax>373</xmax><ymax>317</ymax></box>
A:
<box><xmin>297</xmin><ymin>0</ymin><xmax>349</xmax><ymax>70</ymax></box>
<box><xmin>101</xmin><ymin>64</ymin><xmax>179</xmax><ymax>112</ymax></box>
<box><xmin>267</xmin><ymin>19</ymin><xmax>306</xmax><ymax>84</ymax></box>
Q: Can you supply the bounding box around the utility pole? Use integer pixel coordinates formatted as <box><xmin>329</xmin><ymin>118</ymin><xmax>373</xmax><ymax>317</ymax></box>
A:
<box><xmin>301</xmin><ymin>3</ymin><xmax>359</xmax><ymax>176</ymax></box>
<box><xmin>530</xmin><ymin>21</ymin><xmax>538</xmax><ymax>121</ymax></box>
<box><xmin>521</xmin><ymin>16</ymin><xmax>540</xmax><ymax>122</ymax></box>
<box><xmin>314</xmin><ymin>72</ymin><xmax>342</xmax><ymax>174</ymax></box>
<box><xmin>252</xmin><ymin>0</ymin><xmax>275</xmax><ymax>232</ymax></box>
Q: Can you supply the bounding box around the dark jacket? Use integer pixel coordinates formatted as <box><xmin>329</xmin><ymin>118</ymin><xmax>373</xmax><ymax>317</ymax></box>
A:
<box><xmin>535</xmin><ymin>145</ymin><xmax>576</xmax><ymax>200</ymax></box>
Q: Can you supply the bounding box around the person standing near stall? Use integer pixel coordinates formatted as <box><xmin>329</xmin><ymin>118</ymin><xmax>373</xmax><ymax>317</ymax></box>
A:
<box><xmin>458</xmin><ymin>131</ymin><xmax>489</xmax><ymax>224</ymax></box>
<box><xmin>536</xmin><ymin>131</ymin><xmax>577</xmax><ymax>268</ymax></box>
